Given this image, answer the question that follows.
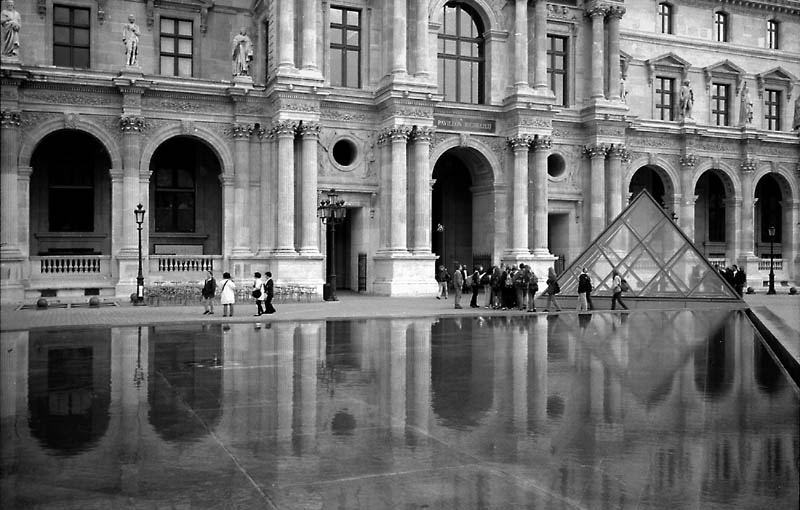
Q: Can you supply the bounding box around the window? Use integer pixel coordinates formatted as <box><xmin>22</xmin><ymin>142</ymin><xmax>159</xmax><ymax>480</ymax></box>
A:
<box><xmin>714</xmin><ymin>12</ymin><xmax>728</xmax><ymax>42</ymax></box>
<box><xmin>767</xmin><ymin>20</ymin><xmax>779</xmax><ymax>49</ymax></box>
<box><xmin>655</xmin><ymin>77</ymin><xmax>675</xmax><ymax>121</ymax></box>
<box><xmin>330</xmin><ymin>6</ymin><xmax>361</xmax><ymax>88</ymax></box>
<box><xmin>711</xmin><ymin>83</ymin><xmax>729</xmax><ymax>126</ymax></box>
<box><xmin>160</xmin><ymin>18</ymin><xmax>193</xmax><ymax>77</ymax></box>
<box><xmin>49</xmin><ymin>160</ymin><xmax>94</xmax><ymax>232</ymax></box>
<box><xmin>547</xmin><ymin>35</ymin><xmax>568</xmax><ymax>107</ymax></box>
<box><xmin>764</xmin><ymin>89</ymin><xmax>781</xmax><ymax>131</ymax></box>
<box><xmin>438</xmin><ymin>3</ymin><xmax>485</xmax><ymax>104</ymax></box>
<box><xmin>708</xmin><ymin>185</ymin><xmax>725</xmax><ymax>243</ymax></box>
<box><xmin>658</xmin><ymin>3</ymin><xmax>673</xmax><ymax>35</ymax></box>
<box><xmin>155</xmin><ymin>165</ymin><xmax>195</xmax><ymax>233</ymax></box>
<box><xmin>53</xmin><ymin>5</ymin><xmax>90</xmax><ymax>68</ymax></box>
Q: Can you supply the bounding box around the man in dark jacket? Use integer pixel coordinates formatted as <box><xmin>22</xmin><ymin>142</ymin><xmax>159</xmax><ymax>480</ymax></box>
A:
<box><xmin>452</xmin><ymin>262</ymin><xmax>464</xmax><ymax>309</ymax></box>
<box><xmin>733</xmin><ymin>264</ymin><xmax>746</xmax><ymax>296</ymax></box>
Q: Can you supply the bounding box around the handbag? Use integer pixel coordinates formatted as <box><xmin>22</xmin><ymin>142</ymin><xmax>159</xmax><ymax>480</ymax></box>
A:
<box><xmin>251</xmin><ymin>287</ymin><xmax>262</xmax><ymax>299</ymax></box>
<box><xmin>620</xmin><ymin>279</ymin><xmax>630</xmax><ymax>292</ymax></box>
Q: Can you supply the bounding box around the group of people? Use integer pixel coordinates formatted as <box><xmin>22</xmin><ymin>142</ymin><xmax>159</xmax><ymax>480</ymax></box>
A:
<box><xmin>200</xmin><ymin>270</ymin><xmax>276</xmax><ymax>317</ymax></box>
<box><xmin>437</xmin><ymin>263</ymin><xmax>632</xmax><ymax>313</ymax></box>
<box><xmin>715</xmin><ymin>263</ymin><xmax>747</xmax><ymax>296</ymax></box>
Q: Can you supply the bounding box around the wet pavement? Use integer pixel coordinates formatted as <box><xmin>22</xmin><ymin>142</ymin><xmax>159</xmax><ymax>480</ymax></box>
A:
<box><xmin>1</xmin><ymin>309</ymin><xmax>797</xmax><ymax>509</ymax></box>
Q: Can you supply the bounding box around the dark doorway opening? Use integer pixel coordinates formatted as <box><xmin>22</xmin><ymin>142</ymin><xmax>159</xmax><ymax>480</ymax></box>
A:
<box><xmin>432</xmin><ymin>152</ymin><xmax>473</xmax><ymax>272</ymax></box>
<box><xmin>629</xmin><ymin>166</ymin><xmax>666</xmax><ymax>209</ymax></box>
<box><xmin>328</xmin><ymin>213</ymin><xmax>352</xmax><ymax>290</ymax></box>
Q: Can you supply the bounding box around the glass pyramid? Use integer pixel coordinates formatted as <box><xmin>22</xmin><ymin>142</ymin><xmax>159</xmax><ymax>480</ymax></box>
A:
<box><xmin>558</xmin><ymin>190</ymin><xmax>740</xmax><ymax>300</ymax></box>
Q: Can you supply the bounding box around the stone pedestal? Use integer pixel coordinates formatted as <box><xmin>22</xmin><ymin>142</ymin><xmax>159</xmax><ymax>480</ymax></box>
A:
<box><xmin>266</xmin><ymin>254</ymin><xmax>325</xmax><ymax>298</ymax></box>
<box><xmin>373</xmin><ymin>253</ymin><xmax>438</xmax><ymax>296</ymax></box>
<box><xmin>0</xmin><ymin>252</ymin><xmax>25</xmax><ymax>304</ymax></box>
<box><xmin>232</xmin><ymin>75</ymin><xmax>254</xmax><ymax>89</ymax></box>
<box><xmin>115</xmin><ymin>253</ymin><xmax>144</xmax><ymax>298</ymax></box>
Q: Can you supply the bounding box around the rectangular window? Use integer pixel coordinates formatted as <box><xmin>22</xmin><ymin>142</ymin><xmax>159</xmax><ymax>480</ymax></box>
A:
<box><xmin>155</xmin><ymin>168</ymin><xmax>195</xmax><ymax>233</ymax></box>
<box><xmin>658</xmin><ymin>3</ymin><xmax>672</xmax><ymax>35</ymax></box>
<box><xmin>160</xmin><ymin>18</ymin><xmax>193</xmax><ymax>77</ymax></box>
<box><xmin>711</xmin><ymin>83</ymin><xmax>729</xmax><ymax>126</ymax></box>
<box><xmin>547</xmin><ymin>35</ymin><xmax>568</xmax><ymax>107</ymax></box>
<box><xmin>330</xmin><ymin>6</ymin><xmax>361</xmax><ymax>88</ymax></box>
<box><xmin>53</xmin><ymin>5</ymin><xmax>90</xmax><ymax>68</ymax></box>
<box><xmin>715</xmin><ymin>12</ymin><xmax>728</xmax><ymax>42</ymax></box>
<box><xmin>767</xmin><ymin>20</ymin><xmax>779</xmax><ymax>49</ymax></box>
<box><xmin>764</xmin><ymin>89</ymin><xmax>781</xmax><ymax>131</ymax></box>
<box><xmin>49</xmin><ymin>167</ymin><xmax>94</xmax><ymax>232</ymax></box>
<box><xmin>655</xmin><ymin>77</ymin><xmax>674</xmax><ymax>121</ymax></box>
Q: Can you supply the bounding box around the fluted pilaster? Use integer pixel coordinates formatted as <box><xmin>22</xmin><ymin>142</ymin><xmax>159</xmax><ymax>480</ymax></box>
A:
<box><xmin>607</xmin><ymin>6</ymin><xmax>625</xmax><ymax>101</ymax></box>
<box><xmin>531</xmin><ymin>136</ymin><xmax>551</xmax><ymax>255</ymax></box>
<box><xmin>388</xmin><ymin>127</ymin><xmax>411</xmax><ymax>252</ymax></box>
<box><xmin>411</xmin><ymin>127</ymin><xmax>434</xmax><ymax>254</ymax></box>
<box><xmin>740</xmin><ymin>159</ymin><xmax>756</xmax><ymax>257</ymax></box>
<box><xmin>273</xmin><ymin>121</ymin><xmax>298</xmax><ymax>254</ymax></box>
<box><xmin>120</xmin><ymin>115</ymin><xmax>146</xmax><ymax>255</ymax></box>
<box><xmin>679</xmin><ymin>154</ymin><xmax>698</xmax><ymax>240</ymax></box>
<box><xmin>299</xmin><ymin>123</ymin><xmax>321</xmax><ymax>254</ymax></box>
<box><xmin>587</xmin><ymin>6</ymin><xmax>608</xmax><ymax>99</ymax></box>
<box><xmin>584</xmin><ymin>144</ymin><xmax>608</xmax><ymax>238</ymax></box>
<box><xmin>533</xmin><ymin>0</ymin><xmax>548</xmax><ymax>92</ymax></box>
<box><xmin>513</xmin><ymin>0</ymin><xmax>529</xmax><ymax>89</ymax></box>
<box><xmin>232</xmin><ymin>123</ymin><xmax>253</xmax><ymax>254</ymax></box>
<box><xmin>606</xmin><ymin>144</ymin><xmax>629</xmax><ymax>221</ymax></box>
<box><xmin>0</xmin><ymin>111</ymin><xmax>21</xmax><ymax>255</ymax></box>
<box><xmin>508</xmin><ymin>135</ymin><xmax>531</xmax><ymax>255</ymax></box>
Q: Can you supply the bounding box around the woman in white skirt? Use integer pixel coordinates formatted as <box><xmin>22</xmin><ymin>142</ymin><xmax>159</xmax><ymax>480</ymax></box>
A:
<box><xmin>219</xmin><ymin>272</ymin><xmax>236</xmax><ymax>317</ymax></box>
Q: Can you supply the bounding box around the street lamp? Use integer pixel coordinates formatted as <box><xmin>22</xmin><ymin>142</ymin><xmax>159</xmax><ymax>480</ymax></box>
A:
<box><xmin>134</xmin><ymin>204</ymin><xmax>146</xmax><ymax>305</ymax></box>
<box><xmin>767</xmin><ymin>225</ymin><xmax>776</xmax><ymax>295</ymax></box>
<box><xmin>318</xmin><ymin>189</ymin><xmax>346</xmax><ymax>301</ymax></box>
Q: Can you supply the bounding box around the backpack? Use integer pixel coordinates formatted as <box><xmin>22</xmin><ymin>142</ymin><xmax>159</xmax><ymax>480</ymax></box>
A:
<box><xmin>620</xmin><ymin>278</ymin><xmax>630</xmax><ymax>292</ymax></box>
<box><xmin>528</xmin><ymin>273</ymin><xmax>538</xmax><ymax>291</ymax></box>
<box><xmin>551</xmin><ymin>281</ymin><xmax>560</xmax><ymax>294</ymax></box>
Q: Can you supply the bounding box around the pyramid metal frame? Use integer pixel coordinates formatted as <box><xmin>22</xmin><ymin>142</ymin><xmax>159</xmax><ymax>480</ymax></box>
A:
<box><xmin>558</xmin><ymin>190</ymin><xmax>741</xmax><ymax>301</ymax></box>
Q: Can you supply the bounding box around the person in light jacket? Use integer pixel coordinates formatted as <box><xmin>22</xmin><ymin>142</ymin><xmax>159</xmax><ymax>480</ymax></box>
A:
<box><xmin>611</xmin><ymin>269</ymin><xmax>628</xmax><ymax>311</ymax></box>
<box><xmin>252</xmin><ymin>271</ymin><xmax>265</xmax><ymax>316</ymax></box>
<box><xmin>220</xmin><ymin>272</ymin><xmax>236</xmax><ymax>317</ymax></box>
<box><xmin>452</xmin><ymin>262</ymin><xmax>464</xmax><ymax>309</ymax></box>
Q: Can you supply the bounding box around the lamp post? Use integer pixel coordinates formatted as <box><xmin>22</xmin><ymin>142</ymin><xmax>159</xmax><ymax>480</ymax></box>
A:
<box><xmin>318</xmin><ymin>189</ymin><xmax>346</xmax><ymax>301</ymax></box>
<box><xmin>134</xmin><ymin>204</ymin><xmax>146</xmax><ymax>305</ymax></box>
<box><xmin>767</xmin><ymin>225</ymin><xmax>776</xmax><ymax>295</ymax></box>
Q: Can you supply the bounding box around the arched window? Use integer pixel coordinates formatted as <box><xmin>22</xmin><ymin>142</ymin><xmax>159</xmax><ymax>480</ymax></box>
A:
<box><xmin>714</xmin><ymin>12</ymin><xmax>728</xmax><ymax>42</ymax></box>
<box><xmin>438</xmin><ymin>2</ymin><xmax>485</xmax><ymax>104</ymax></box>
<box><xmin>658</xmin><ymin>3</ymin><xmax>673</xmax><ymax>35</ymax></box>
<box><xmin>767</xmin><ymin>19</ymin><xmax>779</xmax><ymax>49</ymax></box>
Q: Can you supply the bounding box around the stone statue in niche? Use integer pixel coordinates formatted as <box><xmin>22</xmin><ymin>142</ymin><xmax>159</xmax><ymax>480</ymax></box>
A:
<box><xmin>679</xmin><ymin>80</ymin><xmax>694</xmax><ymax>120</ymax></box>
<box><xmin>793</xmin><ymin>96</ymin><xmax>800</xmax><ymax>131</ymax></box>
<box><xmin>232</xmin><ymin>28</ymin><xmax>254</xmax><ymax>76</ymax></box>
<box><xmin>122</xmin><ymin>15</ymin><xmax>140</xmax><ymax>67</ymax></box>
<box><xmin>739</xmin><ymin>82</ymin><xmax>753</xmax><ymax>126</ymax></box>
<box><xmin>1</xmin><ymin>0</ymin><xmax>21</xmax><ymax>59</ymax></box>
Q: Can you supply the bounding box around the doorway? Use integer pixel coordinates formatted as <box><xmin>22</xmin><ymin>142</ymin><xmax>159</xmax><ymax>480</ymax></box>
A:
<box><xmin>432</xmin><ymin>152</ymin><xmax>473</xmax><ymax>271</ymax></box>
<box><xmin>328</xmin><ymin>214</ymin><xmax>352</xmax><ymax>290</ymax></box>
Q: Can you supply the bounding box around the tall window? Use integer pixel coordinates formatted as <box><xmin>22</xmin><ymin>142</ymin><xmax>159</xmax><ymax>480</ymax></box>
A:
<box><xmin>708</xmin><ymin>184</ymin><xmax>725</xmax><ymax>243</ymax></box>
<box><xmin>655</xmin><ymin>77</ymin><xmax>675</xmax><ymax>121</ymax></box>
<box><xmin>714</xmin><ymin>12</ymin><xmax>728</xmax><ymax>42</ymax></box>
<box><xmin>160</xmin><ymin>18</ymin><xmax>193</xmax><ymax>77</ymax></box>
<box><xmin>53</xmin><ymin>5</ymin><xmax>90</xmax><ymax>68</ymax></box>
<box><xmin>155</xmin><ymin>166</ymin><xmax>195</xmax><ymax>233</ymax></box>
<box><xmin>767</xmin><ymin>20</ymin><xmax>779</xmax><ymax>49</ymax></box>
<box><xmin>764</xmin><ymin>89</ymin><xmax>781</xmax><ymax>131</ymax></box>
<box><xmin>658</xmin><ymin>3</ymin><xmax>673</xmax><ymax>34</ymax></box>
<box><xmin>711</xmin><ymin>83</ymin><xmax>729</xmax><ymax>126</ymax></box>
<box><xmin>547</xmin><ymin>35</ymin><xmax>568</xmax><ymax>107</ymax></box>
<box><xmin>330</xmin><ymin>6</ymin><xmax>361</xmax><ymax>88</ymax></box>
<box><xmin>438</xmin><ymin>3</ymin><xmax>484</xmax><ymax>104</ymax></box>
<box><xmin>49</xmin><ymin>160</ymin><xmax>94</xmax><ymax>232</ymax></box>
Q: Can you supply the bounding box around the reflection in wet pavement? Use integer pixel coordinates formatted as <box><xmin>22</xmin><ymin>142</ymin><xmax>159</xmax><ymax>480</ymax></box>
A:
<box><xmin>1</xmin><ymin>310</ymin><xmax>797</xmax><ymax>509</ymax></box>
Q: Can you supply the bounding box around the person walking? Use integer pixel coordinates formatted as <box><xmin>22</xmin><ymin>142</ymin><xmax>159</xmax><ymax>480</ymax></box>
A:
<box><xmin>263</xmin><ymin>271</ymin><xmax>276</xmax><ymax>314</ymax></box>
<box><xmin>469</xmin><ymin>266</ymin><xmax>482</xmax><ymax>308</ymax></box>
<box><xmin>201</xmin><ymin>270</ymin><xmax>216</xmax><ymax>315</ymax></box>
<box><xmin>252</xmin><ymin>271</ymin><xmax>265</xmax><ymax>316</ymax></box>
<box><xmin>436</xmin><ymin>264</ymin><xmax>449</xmax><ymax>299</ymax></box>
<box><xmin>526</xmin><ymin>268</ymin><xmax>538</xmax><ymax>312</ymax></box>
<box><xmin>220</xmin><ymin>272</ymin><xmax>236</xmax><ymax>317</ymax></box>
<box><xmin>611</xmin><ymin>269</ymin><xmax>628</xmax><ymax>310</ymax></box>
<box><xmin>543</xmin><ymin>267</ymin><xmax>562</xmax><ymax>313</ymax></box>
<box><xmin>733</xmin><ymin>264</ymin><xmax>746</xmax><ymax>297</ymax></box>
<box><xmin>452</xmin><ymin>262</ymin><xmax>464</xmax><ymax>309</ymax></box>
<box><xmin>577</xmin><ymin>267</ymin><xmax>591</xmax><ymax>312</ymax></box>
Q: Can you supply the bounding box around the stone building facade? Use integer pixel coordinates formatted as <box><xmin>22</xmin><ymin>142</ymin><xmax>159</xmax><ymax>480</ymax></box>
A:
<box><xmin>0</xmin><ymin>0</ymin><xmax>798</xmax><ymax>303</ymax></box>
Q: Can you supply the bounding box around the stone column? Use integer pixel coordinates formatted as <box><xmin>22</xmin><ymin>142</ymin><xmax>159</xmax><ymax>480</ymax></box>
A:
<box><xmin>258</xmin><ymin>127</ymin><xmax>273</xmax><ymax>255</ymax></box>
<box><xmin>17</xmin><ymin>166</ymin><xmax>32</xmax><ymax>258</ymax></box>
<box><xmin>414</xmin><ymin>0</ymin><xmax>429</xmax><ymax>77</ymax></box>
<box><xmin>377</xmin><ymin>132</ymin><xmax>390</xmax><ymax>249</ymax></box>
<box><xmin>513</xmin><ymin>0</ymin><xmax>529</xmax><ymax>90</ymax></box>
<box><xmin>301</xmin><ymin>0</ymin><xmax>317</xmax><ymax>70</ymax></box>
<box><xmin>274</xmin><ymin>121</ymin><xmax>298</xmax><ymax>254</ymax></box>
<box><xmin>587</xmin><ymin>6</ymin><xmax>608</xmax><ymax>99</ymax></box>
<box><xmin>785</xmin><ymin>200</ymin><xmax>799</xmax><ymax>283</ymax></box>
<box><xmin>531</xmin><ymin>136</ymin><xmax>551</xmax><ymax>256</ymax></box>
<box><xmin>388</xmin><ymin>126</ymin><xmax>410</xmax><ymax>252</ymax></box>
<box><xmin>0</xmin><ymin>111</ymin><xmax>21</xmax><ymax>256</ymax></box>
<box><xmin>220</xmin><ymin>174</ymin><xmax>235</xmax><ymax>257</ymax></box>
<box><xmin>606</xmin><ymin>6</ymin><xmax>625</xmax><ymax>101</ymax></box>
<box><xmin>411</xmin><ymin>127</ymin><xmax>434</xmax><ymax>254</ymax></box>
<box><xmin>392</xmin><ymin>0</ymin><xmax>408</xmax><ymax>75</ymax></box>
<box><xmin>508</xmin><ymin>135</ymin><xmax>531</xmax><ymax>255</ymax></box>
<box><xmin>739</xmin><ymin>159</ymin><xmax>756</xmax><ymax>257</ymax></box>
<box><xmin>606</xmin><ymin>145</ymin><xmax>627</xmax><ymax>222</ymax></box>
<box><xmin>679</xmin><ymin>155</ymin><xmax>697</xmax><ymax>240</ymax></box>
<box><xmin>299</xmin><ymin>123</ymin><xmax>321</xmax><ymax>255</ymax></box>
<box><xmin>120</xmin><ymin>116</ymin><xmax>145</xmax><ymax>255</ymax></box>
<box><xmin>278</xmin><ymin>0</ymin><xmax>296</xmax><ymax>70</ymax></box>
<box><xmin>231</xmin><ymin>123</ymin><xmax>253</xmax><ymax>255</ymax></box>
<box><xmin>533</xmin><ymin>0</ymin><xmax>548</xmax><ymax>92</ymax></box>
<box><xmin>584</xmin><ymin>144</ymin><xmax>607</xmax><ymax>239</ymax></box>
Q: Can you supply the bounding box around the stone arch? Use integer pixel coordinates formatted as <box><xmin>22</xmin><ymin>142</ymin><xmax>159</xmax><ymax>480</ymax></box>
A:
<box><xmin>429</xmin><ymin>0</ymin><xmax>501</xmax><ymax>32</ymax></box>
<box><xmin>692</xmin><ymin>159</ymin><xmax>740</xmax><ymax>198</ymax></box>
<box><xmin>624</xmin><ymin>159</ymin><xmax>679</xmax><ymax>202</ymax></box>
<box><xmin>430</xmin><ymin>135</ymin><xmax>501</xmax><ymax>185</ymax></box>
<box><xmin>141</xmin><ymin>124</ymin><xmax>233</xmax><ymax>177</ymax></box>
<box><xmin>753</xmin><ymin>164</ymin><xmax>798</xmax><ymax>202</ymax></box>
<box><xmin>19</xmin><ymin>116</ymin><xmax>122</xmax><ymax>170</ymax></box>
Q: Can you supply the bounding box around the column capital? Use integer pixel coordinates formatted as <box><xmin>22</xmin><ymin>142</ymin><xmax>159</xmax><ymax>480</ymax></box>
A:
<box><xmin>531</xmin><ymin>136</ymin><xmax>552</xmax><ymax>151</ymax></box>
<box><xmin>585</xmin><ymin>5</ymin><xmax>609</xmax><ymax>18</ymax></box>
<box><xmin>411</xmin><ymin>126</ymin><xmax>435</xmax><ymax>144</ymax></box>
<box><xmin>583</xmin><ymin>144</ymin><xmax>608</xmax><ymax>159</ymax></box>
<box><xmin>0</xmin><ymin>110</ymin><xmax>21</xmax><ymax>128</ymax></box>
<box><xmin>740</xmin><ymin>158</ymin><xmax>757</xmax><ymax>172</ymax></box>
<box><xmin>679</xmin><ymin>154</ymin><xmax>698</xmax><ymax>167</ymax></box>
<box><xmin>607</xmin><ymin>5</ymin><xmax>626</xmax><ymax>19</ymax></box>
<box><xmin>298</xmin><ymin>122</ymin><xmax>321</xmax><ymax>138</ymax></box>
<box><xmin>507</xmin><ymin>135</ymin><xmax>532</xmax><ymax>151</ymax></box>
<box><xmin>231</xmin><ymin>123</ymin><xmax>254</xmax><ymax>139</ymax></box>
<box><xmin>119</xmin><ymin>115</ymin><xmax>146</xmax><ymax>133</ymax></box>
<box><xmin>387</xmin><ymin>126</ymin><xmax>411</xmax><ymax>142</ymax></box>
<box><xmin>271</xmin><ymin>120</ymin><xmax>297</xmax><ymax>138</ymax></box>
<box><xmin>607</xmin><ymin>144</ymin><xmax>630</xmax><ymax>161</ymax></box>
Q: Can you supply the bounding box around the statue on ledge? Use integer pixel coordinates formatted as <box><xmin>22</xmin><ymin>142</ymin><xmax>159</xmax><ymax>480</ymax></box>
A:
<box><xmin>232</xmin><ymin>27</ymin><xmax>253</xmax><ymax>77</ymax></box>
<box><xmin>679</xmin><ymin>80</ymin><xmax>694</xmax><ymax>120</ymax></box>
<box><xmin>1</xmin><ymin>0</ymin><xmax>21</xmax><ymax>59</ymax></box>
<box><xmin>122</xmin><ymin>14</ymin><xmax>140</xmax><ymax>67</ymax></box>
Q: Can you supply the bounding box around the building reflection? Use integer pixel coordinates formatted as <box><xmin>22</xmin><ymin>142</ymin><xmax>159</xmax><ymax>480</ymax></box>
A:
<box><xmin>1</xmin><ymin>310</ymin><xmax>797</xmax><ymax>508</ymax></box>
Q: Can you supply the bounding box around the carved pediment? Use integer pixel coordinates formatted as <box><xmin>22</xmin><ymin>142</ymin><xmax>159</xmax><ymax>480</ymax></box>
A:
<box><xmin>147</xmin><ymin>0</ymin><xmax>214</xmax><ymax>33</ymax></box>
<box><xmin>703</xmin><ymin>60</ymin><xmax>745</xmax><ymax>93</ymax></box>
<box><xmin>756</xmin><ymin>67</ymin><xmax>798</xmax><ymax>99</ymax></box>
<box><xmin>645</xmin><ymin>53</ymin><xmax>691</xmax><ymax>85</ymax></box>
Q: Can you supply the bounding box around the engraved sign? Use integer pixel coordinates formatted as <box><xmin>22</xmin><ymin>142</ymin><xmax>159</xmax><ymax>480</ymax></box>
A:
<box><xmin>434</xmin><ymin>115</ymin><xmax>495</xmax><ymax>133</ymax></box>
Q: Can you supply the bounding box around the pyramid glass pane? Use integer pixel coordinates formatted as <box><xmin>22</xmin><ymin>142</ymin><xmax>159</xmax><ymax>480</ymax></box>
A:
<box><xmin>557</xmin><ymin>190</ymin><xmax>740</xmax><ymax>300</ymax></box>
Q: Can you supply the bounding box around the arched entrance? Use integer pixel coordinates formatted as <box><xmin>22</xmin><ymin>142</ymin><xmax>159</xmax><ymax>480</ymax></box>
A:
<box><xmin>629</xmin><ymin>166</ymin><xmax>666</xmax><ymax>208</ymax></box>
<box><xmin>431</xmin><ymin>147</ymin><xmax>494</xmax><ymax>272</ymax></box>
<box><xmin>694</xmin><ymin>170</ymin><xmax>733</xmax><ymax>261</ymax></box>
<box><xmin>754</xmin><ymin>174</ymin><xmax>782</xmax><ymax>259</ymax></box>
<box><xmin>149</xmin><ymin>137</ymin><xmax>223</xmax><ymax>255</ymax></box>
<box><xmin>29</xmin><ymin>130</ymin><xmax>112</xmax><ymax>256</ymax></box>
